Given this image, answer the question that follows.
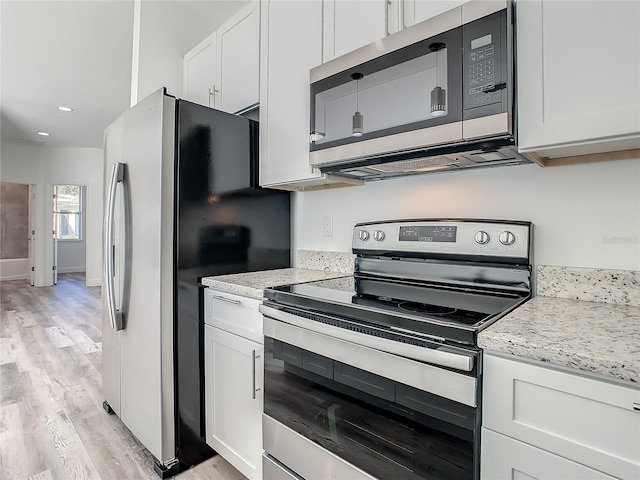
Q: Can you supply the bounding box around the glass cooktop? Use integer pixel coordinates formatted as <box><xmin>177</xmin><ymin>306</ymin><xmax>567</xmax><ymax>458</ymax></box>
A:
<box><xmin>264</xmin><ymin>275</ymin><xmax>529</xmax><ymax>344</ymax></box>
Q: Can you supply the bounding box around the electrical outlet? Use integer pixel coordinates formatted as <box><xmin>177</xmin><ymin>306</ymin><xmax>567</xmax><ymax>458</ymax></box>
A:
<box><xmin>322</xmin><ymin>215</ymin><xmax>333</xmax><ymax>237</ymax></box>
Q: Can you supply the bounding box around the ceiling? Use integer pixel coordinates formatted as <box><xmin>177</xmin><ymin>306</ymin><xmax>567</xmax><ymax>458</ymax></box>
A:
<box><xmin>0</xmin><ymin>0</ymin><xmax>247</xmax><ymax>150</ymax></box>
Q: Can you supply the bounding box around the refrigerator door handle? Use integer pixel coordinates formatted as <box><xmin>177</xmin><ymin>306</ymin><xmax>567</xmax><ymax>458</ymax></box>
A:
<box><xmin>105</xmin><ymin>162</ymin><xmax>125</xmax><ymax>331</ymax></box>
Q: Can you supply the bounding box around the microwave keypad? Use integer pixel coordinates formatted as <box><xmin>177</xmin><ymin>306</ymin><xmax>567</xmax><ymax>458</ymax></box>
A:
<box><xmin>469</xmin><ymin>59</ymin><xmax>495</xmax><ymax>88</ymax></box>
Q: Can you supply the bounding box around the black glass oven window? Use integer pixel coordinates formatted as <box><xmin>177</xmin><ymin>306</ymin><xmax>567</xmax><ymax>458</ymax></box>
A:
<box><xmin>264</xmin><ymin>338</ymin><xmax>475</xmax><ymax>480</ymax></box>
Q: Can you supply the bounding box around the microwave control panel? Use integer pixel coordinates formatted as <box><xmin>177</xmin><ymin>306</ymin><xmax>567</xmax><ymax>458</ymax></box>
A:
<box><xmin>463</xmin><ymin>9</ymin><xmax>508</xmax><ymax>119</ymax></box>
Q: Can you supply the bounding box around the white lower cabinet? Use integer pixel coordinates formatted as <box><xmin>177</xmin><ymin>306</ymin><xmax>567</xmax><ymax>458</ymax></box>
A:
<box><xmin>481</xmin><ymin>429</ymin><xmax>616</xmax><ymax>480</ymax></box>
<box><xmin>482</xmin><ymin>352</ymin><xmax>640</xmax><ymax>480</ymax></box>
<box><xmin>204</xmin><ymin>289</ymin><xmax>263</xmax><ymax>480</ymax></box>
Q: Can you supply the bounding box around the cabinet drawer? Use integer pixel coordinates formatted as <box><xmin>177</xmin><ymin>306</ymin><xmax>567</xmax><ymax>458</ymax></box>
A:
<box><xmin>204</xmin><ymin>288</ymin><xmax>263</xmax><ymax>343</ymax></box>
<box><xmin>483</xmin><ymin>353</ymin><xmax>640</xmax><ymax>480</ymax></box>
<box><xmin>481</xmin><ymin>428</ymin><xmax>617</xmax><ymax>480</ymax></box>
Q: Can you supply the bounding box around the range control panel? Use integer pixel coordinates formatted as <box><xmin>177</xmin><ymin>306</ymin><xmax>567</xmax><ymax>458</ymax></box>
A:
<box><xmin>353</xmin><ymin>220</ymin><xmax>531</xmax><ymax>260</ymax></box>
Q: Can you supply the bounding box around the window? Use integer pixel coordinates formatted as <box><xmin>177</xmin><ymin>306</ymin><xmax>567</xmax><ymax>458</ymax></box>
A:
<box><xmin>53</xmin><ymin>185</ymin><xmax>82</xmax><ymax>240</ymax></box>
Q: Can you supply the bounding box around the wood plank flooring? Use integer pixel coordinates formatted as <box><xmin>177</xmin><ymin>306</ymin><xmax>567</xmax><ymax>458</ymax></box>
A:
<box><xmin>0</xmin><ymin>274</ymin><xmax>246</xmax><ymax>480</ymax></box>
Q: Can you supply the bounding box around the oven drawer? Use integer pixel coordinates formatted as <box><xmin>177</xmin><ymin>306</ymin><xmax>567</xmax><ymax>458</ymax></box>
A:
<box><xmin>204</xmin><ymin>288</ymin><xmax>263</xmax><ymax>343</ymax></box>
<box><xmin>263</xmin><ymin>415</ymin><xmax>377</xmax><ymax>480</ymax></box>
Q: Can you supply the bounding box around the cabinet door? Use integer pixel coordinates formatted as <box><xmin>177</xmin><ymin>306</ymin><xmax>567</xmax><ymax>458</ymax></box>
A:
<box><xmin>216</xmin><ymin>2</ymin><xmax>260</xmax><ymax>114</ymax></box>
<box><xmin>481</xmin><ymin>429</ymin><xmax>618</xmax><ymax>480</ymax></box>
<box><xmin>402</xmin><ymin>0</ymin><xmax>466</xmax><ymax>29</ymax></box>
<box><xmin>322</xmin><ymin>0</ymin><xmax>387</xmax><ymax>63</ymax></box>
<box><xmin>183</xmin><ymin>32</ymin><xmax>217</xmax><ymax>108</ymax></box>
<box><xmin>483</xmin><ymin>353</ymin><xmax>640</xmax><ymax>480</ymax></box>
<box><xmin>259</xmin><ymin>0</ymin><xmax>324</xmax><ymax>187</ymax></box>
<box><xmin>205</xmin><ymin>325</ymin><xmax>263</xmax><ymax>480</ymax></box>
<box><xmin>517</xmin><ymin>0</ymin><xmax>640</xmax><ymax>155</ymax></box>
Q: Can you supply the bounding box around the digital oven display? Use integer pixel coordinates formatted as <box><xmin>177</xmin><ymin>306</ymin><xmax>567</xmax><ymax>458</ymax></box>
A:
<box><xmin>399</xmin><ymin>225</ymin><xmax>457</xmax><ymax>242</ymax></box>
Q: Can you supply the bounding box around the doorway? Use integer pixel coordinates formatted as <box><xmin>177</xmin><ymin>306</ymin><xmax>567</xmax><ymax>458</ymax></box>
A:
<box><xmin>0</xmin><ymin>182</ymin><xmax>34</xmax><ymax>283</ymax></box>
<box><xmin>51</xmin><ymin>184</ymin><xmax>87</xmax><ymax>285</ymax></box>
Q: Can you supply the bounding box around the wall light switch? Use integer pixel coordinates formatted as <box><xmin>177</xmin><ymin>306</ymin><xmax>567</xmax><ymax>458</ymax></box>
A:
<box><xmin>322</xmin><ymin>216</ymin><xmax>333</xmax><ymax>237</ymax></box>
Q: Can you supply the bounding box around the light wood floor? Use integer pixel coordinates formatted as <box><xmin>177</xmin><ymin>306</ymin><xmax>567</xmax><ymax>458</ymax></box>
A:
<box><xmin>0</xmin><ymin>274</ymin><xmax>247</xmax><ymax>480</ymax></box>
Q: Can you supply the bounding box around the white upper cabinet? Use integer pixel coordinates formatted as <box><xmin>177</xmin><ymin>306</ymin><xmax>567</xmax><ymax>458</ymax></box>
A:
<box><xmin>216</xmin><ymin>2</ymin><xmax>260</xmax><ymax>114</ymax></box>
<box><xmin>322</xmin><ymin>1</ymin><xmax>388</xmax><ymax>63</ymax></box>
<box><xmin>183</xmin><ymin>32</ymin><xmax>218</xmax><ymax>108</ymax></box>
<box><xmin>402</xmin><ymin>0</ymin><xmax>467</xmax><ymax>29</ymax></box>
<box><xmin>183</xmin><ymin>2</ymin><xmax>259</xmax><ymax>114</ymax></box>
<box><xmin>321</xmin><ymin>0</ymin><xmax>469</xmax><ymax>62</ymax></box>
<box><xmin>516</xmin><ymin>0</ymin><xmax>640</xmax><ymax>160</ymax></box>
<box><xmin>259</xmin><ymin>0</ymin><xmax>361</xmax><ymax>190</ymax></box>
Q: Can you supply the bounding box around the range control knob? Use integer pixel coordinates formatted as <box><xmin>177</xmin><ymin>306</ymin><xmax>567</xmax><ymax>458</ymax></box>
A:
<box><xmin>474</xmin><ymin>231</ymin><xmax>490</xmax><ymax>245</ymax></box>
<box><xmin>499</xmin><ymin>231</ymin><xmax>516</xmax><ymax>246</ymax></box>
<box><xmin>372</xmin><ymin>230</ymin><xmax>385</xmax><ymax>242</ymax></box>
<box><xmin>358</xmin><ymin>230</ymin><xmax>370</xmax><ymax>241</ymax></box>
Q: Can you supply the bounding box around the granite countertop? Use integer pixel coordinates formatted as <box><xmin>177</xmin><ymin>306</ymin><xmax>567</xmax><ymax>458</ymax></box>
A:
<box><xmin>478</xmin><ymin>296</ymin><xmax>640</xmax><ymax>384</ymax></box>
<box><xmin>201</xmin><ymin>268</ymin><xmax>349</xmax><ymax>300</ymax></box>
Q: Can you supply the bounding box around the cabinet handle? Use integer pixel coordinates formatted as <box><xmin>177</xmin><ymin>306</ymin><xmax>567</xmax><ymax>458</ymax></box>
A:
<box><xmin>211</xmin><ymin>294</ymin><xmax>241</xmax><ymax>305</ymax></box>
<box><xmin>385</xmin><ymin>0</ymin><xmax>390</xmax><ymax>36</ymax></box>
<box><xmin>634</xmin><ymin>402</ymin><xmax>640</xmax><ymax>412</ymax></box>
<box><xmin>252</xmin><ymin>349</ymin><xmax>261</xmax><ymax>400</ymax></box>
<box><xmin>208</xmin><ymin>85</ymin><xmax>219</xmax><ymax>107</ymax></box>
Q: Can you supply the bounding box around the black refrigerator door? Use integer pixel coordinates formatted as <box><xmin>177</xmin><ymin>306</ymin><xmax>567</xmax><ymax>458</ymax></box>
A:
<box><xmin>174</xmin><ymin>100</ymin><xmax>291</xmax><ymax>469</ymax></box>
<box><xmin>177</xmin><ymin>100</ymin><xmax>258</xmax><ymax>196</ymax></box>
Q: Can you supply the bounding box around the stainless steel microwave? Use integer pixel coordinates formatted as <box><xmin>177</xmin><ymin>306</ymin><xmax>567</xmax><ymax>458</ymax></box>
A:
<box><xmin>309</xmin><ymin>0</ymin><xmax>530</xmax><ymax>180</ymax></box>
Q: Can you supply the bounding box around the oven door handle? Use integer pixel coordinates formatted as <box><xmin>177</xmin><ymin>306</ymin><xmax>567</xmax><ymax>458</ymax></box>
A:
<box><xmin>259</xmin><ymin>304</ymin><xmax>475</xmax><ymax>372</ymax></box>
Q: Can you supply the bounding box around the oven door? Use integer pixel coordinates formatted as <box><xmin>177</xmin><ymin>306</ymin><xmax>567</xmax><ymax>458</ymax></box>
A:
<box><xmin>261</xmin><ymin>306</ymin><xmax>480</xmax><ymax>480</ymax></box>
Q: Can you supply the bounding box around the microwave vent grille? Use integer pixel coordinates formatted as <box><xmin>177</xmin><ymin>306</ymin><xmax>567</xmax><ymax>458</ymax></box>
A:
<box><xmin>368</xmin><ymin>156</ymin><xmax>456</xmax><ymax>172</ymax></box>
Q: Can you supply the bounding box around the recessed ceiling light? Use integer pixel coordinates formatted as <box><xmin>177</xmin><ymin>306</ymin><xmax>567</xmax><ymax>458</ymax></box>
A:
<box><xmin>57</xmin><ymin>106</ymin><xmax>73</xmax><ymax>112</ymax></box>
<box><xmin>37</xmin><ymin>131</ymin><xmax>50</xmax><ymax>136</ymax></box>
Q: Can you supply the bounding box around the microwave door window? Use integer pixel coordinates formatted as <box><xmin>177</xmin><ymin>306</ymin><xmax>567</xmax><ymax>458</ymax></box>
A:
<box><xmin>310</xmin><ymin>26</ymin><xmax>463</xmax><ymax>152</ymax></box>
<box><xmin>313</xmin><ymin>51</ymin><xmax>448</xmax><ymax>146</ymax></box>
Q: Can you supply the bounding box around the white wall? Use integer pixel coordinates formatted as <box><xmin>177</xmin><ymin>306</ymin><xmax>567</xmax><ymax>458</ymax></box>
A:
<box><xmin>0</xmin><ymin>141</ymin><xmax>104</xmax><ymax>286</ymax></box>
<box><xmin>294</xmin><ymin>159</ymin><xmax>640</xmax><ymax>271</ymax></box>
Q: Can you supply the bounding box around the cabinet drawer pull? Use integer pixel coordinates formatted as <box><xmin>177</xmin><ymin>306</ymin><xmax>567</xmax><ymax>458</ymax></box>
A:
<box><xmin>211</xmin><ymin>294</ymin><xmax>241</xmax><ymax>305</ymax></box>
<box><xmin>634</xmin><ymin>402</ymin><xmax>640</xmax><ymax>412</ymax></box>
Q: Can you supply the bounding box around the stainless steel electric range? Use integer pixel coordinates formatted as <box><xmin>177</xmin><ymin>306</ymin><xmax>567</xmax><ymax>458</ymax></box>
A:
<box><xmin>260</xmin><ymin>219</ymin><xmax>533</xmax><ymax>480</ymax></box>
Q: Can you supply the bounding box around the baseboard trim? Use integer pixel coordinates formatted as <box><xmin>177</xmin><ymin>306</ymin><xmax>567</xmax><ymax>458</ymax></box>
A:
<box><xmin>0</xmin><ymin>273</ymin><xmax>29</xmax><ymax>281</ymax></box>
<box><xmin>57</xmin><ymin>267</ymin><xmax>87</xmax><ymax>274</ymax></box>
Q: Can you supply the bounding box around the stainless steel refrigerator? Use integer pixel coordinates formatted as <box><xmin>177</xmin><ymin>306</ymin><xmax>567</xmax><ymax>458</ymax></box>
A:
<box><xmin>102</xmin><ymin>88</ymin><xmax>290</xmax><ymax>477</ymax></box>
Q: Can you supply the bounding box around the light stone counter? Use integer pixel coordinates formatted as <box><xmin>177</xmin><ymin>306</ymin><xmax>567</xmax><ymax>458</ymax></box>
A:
<box><xmin>478</xmin><ymin>296</ymin><xmax>640</xmax><ymax>383</ymax></box>
<box><xmin>201</xmin><ymin>268</ymin><xmax>349</xmax><ymax>300</ymax></box>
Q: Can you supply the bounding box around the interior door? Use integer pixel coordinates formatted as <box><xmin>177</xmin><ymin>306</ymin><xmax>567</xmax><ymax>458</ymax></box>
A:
<box><xmin>51</xmin><ymin>187</ymin><xmax>58</xmax><ymax>285</ymax></box>
<box><xmin>28</xmin><ymin>185</ymin><xmax>35</xmax><ymax>286</ymax></box>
